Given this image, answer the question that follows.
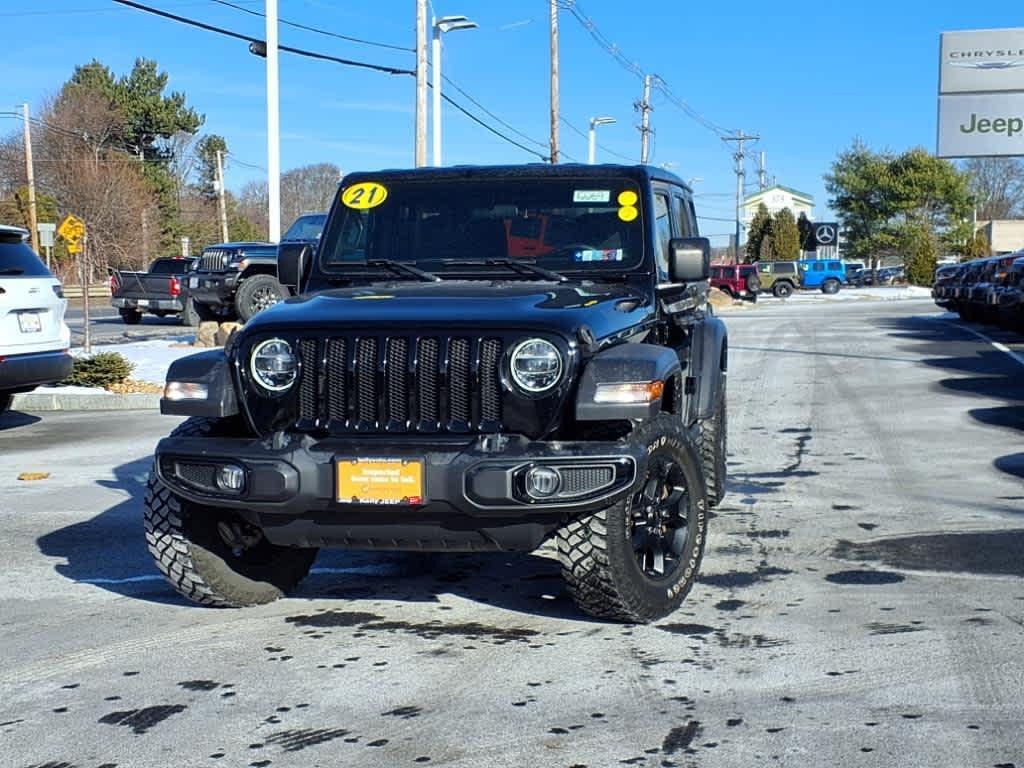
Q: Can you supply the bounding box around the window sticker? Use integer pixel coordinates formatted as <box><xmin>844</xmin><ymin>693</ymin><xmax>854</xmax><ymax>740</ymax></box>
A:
<box><xmin>342</xmin><ymin>182</ymin><xmax>389</xmax><ymax>210</ymax></box>
<box><xmin>617</xmin><ymin>205</ymin><xmax>639</xmax><ymax>222</ymax></box>
<box><xmin>573</xmin><ymin>190</ymin><xmax>611</xmax><ymax>204</ymax></box>
<box><xmin>573</xmin><ymin>248</ymin><xmax>625</xmax><ymax>262</ymax></box>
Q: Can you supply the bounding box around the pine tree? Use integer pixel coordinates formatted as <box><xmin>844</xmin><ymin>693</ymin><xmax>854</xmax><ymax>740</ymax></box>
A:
<box><xmin>772</xmin><ymin>208</ymin><xmax>801</xmax><ymax>261</ymax></box>
<box><xmin>745</xmin><ymin>203</ymin><xmax>772</xmax><ymax>263</ymax></box>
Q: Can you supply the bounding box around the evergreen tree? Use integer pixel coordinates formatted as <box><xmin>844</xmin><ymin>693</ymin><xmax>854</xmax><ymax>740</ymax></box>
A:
<box><xmin>772</xmin><ymin>208</ymin><xmax>801</xmax><ymax>261</ymax></box>
<box><xmin>797</xmin><ymin>211</ymin><xmax>815</xmax><ymax>252</ymax></box>
<box><xmin>745</xmin><ymin>203</ymin><xmax>772</xmax><ymax>262</ymax></box>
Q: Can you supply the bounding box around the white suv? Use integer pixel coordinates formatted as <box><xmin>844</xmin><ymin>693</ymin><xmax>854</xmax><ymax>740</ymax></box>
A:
<box><xmin>0</xmin><ymin>225</ymin><xmax>73</xmax><ymax>413</ymax></box>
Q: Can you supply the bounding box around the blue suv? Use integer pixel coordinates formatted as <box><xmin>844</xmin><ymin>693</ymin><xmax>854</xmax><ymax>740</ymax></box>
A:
<box><xmin>799</xmin><ymin>259</ymin><xmax>846</xmax><ymax>294</ymax></box>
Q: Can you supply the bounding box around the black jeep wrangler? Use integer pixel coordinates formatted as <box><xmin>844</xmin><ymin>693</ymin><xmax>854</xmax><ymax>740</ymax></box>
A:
<box><xmin>146</xmin><ymin>165</ymin><xmax>728</xmax><ymax>622</ymax></box>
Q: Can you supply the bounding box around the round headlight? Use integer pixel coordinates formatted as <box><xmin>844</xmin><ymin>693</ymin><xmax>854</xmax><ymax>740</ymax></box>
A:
<box><xmin>250</xmin><ymin>338</ymin><xmax>297</xmax><ymax>392</ymax></box>
<box><xmin>510</xmin><ymin>338</ymin><xmax>562</xmax><ymax>393</ymax></box>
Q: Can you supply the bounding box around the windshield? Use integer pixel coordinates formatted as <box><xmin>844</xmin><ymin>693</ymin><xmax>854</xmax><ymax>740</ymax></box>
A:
<box><xmin>283</xmin><ymin>214</ymin><xmax>327</xmax><ymax>242</ymax></box>
<box><xmin>320</xmin><ymin>178</ymin><xmax>645</xmax><ymax>277</ymax></box>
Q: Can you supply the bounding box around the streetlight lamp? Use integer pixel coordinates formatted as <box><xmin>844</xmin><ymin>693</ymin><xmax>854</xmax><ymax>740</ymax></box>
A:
<box><xmin>686</xmin><ymin>177</ymin><xmax>703</xmax><ymax>187</ymax></box>
<box><xmin>588</xmin><ymin>116</ymin><xmax>616</xmax><ymax>164</ymax></box>
<box><xmin>432</xmin><ymin>15</ymin><xmax>477</xmax><ymax>166</ymax></box>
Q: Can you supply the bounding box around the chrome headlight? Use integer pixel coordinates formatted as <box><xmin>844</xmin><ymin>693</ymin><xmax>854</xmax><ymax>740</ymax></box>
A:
<box><xmin>250</xmin><ymin>338</ymin><xmax>297</xmax><ymax>392</ymax></box>
<box><xmin>510</xmin><ymin>338</ymin><xmax>562</xmax><ymax>393</ymax></box>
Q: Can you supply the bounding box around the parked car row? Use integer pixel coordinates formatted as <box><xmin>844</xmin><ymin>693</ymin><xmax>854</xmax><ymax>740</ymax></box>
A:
<box><xmin>847</xmin><ymin>266</ymin><xmax>905</xmax><ymax>287</ymax></box>
<box><xmin>108</xmin><ymin>212</ymin><xmax>327</xmax><ymax>325</ymax></box>
<box><xmin>933</xmin><ymin>251</ymin><xmax>1024</xmax><ymax>331</ymax></box>
<box><xmin>710</xmin><ymin>259</ymin><xmax>848</xmax><ymax>299</ymax></box>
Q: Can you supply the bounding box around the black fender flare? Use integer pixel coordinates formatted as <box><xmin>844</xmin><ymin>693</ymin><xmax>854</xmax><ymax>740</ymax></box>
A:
<box><xmin>160</xmin><ymin>350</ymin><xmax>240</xmax><ymax>419</ymax></box>
<box><xmin>694</xmin><ymin>316</ymin><xmax>728</xmax><ymax>422</ymax></box>
<box><xmin>575</xmin><ymin>343</ymin><xmax>682</xmax><ymax>422</ymax></box>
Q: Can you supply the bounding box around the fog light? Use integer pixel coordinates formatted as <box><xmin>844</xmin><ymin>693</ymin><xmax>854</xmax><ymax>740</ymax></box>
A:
<box><xmin>216</xmin><ymin>465</ymin><xmax>245</xmax><ymax>492</ymax></box>
<box><xmin>164</xmin><ymin>381</ymin><xmax>209</xmax><ymax>401</ymax></box>
<box><xmin>525</xmin><ymin>466</ymin><xmax>561</xmax><ymax>498</ymax></box>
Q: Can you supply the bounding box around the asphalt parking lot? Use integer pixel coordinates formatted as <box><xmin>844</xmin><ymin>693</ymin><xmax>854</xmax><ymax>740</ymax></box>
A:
<box><xmin>2</xmin><ymin>299</ymin><xmax>1023</xmax><ymax>768</ymax></box>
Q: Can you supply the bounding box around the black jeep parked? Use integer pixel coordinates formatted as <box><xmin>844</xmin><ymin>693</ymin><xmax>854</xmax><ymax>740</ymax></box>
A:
<box><xmin>145</xmin><ymin>165</ymin><xmax>728</xmax><ymax>623</ymax></box>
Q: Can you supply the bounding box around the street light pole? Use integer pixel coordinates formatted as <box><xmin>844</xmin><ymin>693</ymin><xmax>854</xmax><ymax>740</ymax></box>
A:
<box><xmin>431</xmin><ymin>15</ymin><xmax>477</xmax><ymax>167</ymax></box>
<box><xmin>265</xmin><ymin>0</ymin><xmax>281</xmax><ymax>242</ymax></box>
<box><xmin>22</xmin><ymin>104</ymin><xmax>39</xmax><ymax>255</ymax></box>
<box><xmin>587</xmin><ymin>117</ymin><xmax>616</xmax><ymax>165</ymax></box>
<box><xmin>415</xmin><ymin>0</ymin><xmax>427</xmax><ymax>167</ymax></box>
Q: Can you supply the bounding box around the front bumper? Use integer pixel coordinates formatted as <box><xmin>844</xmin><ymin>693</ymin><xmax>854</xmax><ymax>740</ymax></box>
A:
<box><xmin>188</xmin><ymin>272</ymin><xmax>239</xmax><ymax>306</ymax></box>
<box><xmin>112</xmin><ymin>297</ymin><xmax>184</xmax><ymax>312</ymax></box>
<box><xmin>155</xmin><ymin>432</ymin><xmax>643</xmax><ymax>550</ymax></box>
<box><xmin>0</xmin><ymin>350</ymin><xmax>73</xmax><ymax>392</ymax></box>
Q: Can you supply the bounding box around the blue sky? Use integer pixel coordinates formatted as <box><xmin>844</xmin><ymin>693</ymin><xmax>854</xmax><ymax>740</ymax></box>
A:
<box><xmin>0</xmin><ymin>0</ymin><xmax>1016</xmax><ymax>243</ymax></box>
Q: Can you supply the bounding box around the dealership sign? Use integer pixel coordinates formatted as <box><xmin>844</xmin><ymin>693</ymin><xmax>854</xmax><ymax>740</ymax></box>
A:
<box><xmin>938</xmin><ymin>93</ymin><xmax>1024</xmax><ymax>157</ymax></box>
<box><xmin>938</xmin><ymin>28</ymin><xmax>1024</xmax><ymax>158</ymax></box>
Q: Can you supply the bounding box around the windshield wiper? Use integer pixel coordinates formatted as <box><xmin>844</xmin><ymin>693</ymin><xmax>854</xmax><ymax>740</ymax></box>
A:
<box><xmin>365</xmin><ymin>259</ymin><xmax>441</xmax><ymax>283</ymax></box>
<box><xmin>442</xmin><ymin>258</ymin><xmax>569</xmax><ymax>283</ymax></box>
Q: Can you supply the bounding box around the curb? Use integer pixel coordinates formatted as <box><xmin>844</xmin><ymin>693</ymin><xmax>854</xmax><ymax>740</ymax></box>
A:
<box><xmin>11</xmin><ymin>392</ymin><xmax>161</xmax><ymax>412</ymax></box>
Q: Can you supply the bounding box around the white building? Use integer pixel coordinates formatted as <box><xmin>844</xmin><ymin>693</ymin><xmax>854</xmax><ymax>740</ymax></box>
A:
<box><xmin>742</xmin><ymin>185</ymin><xmax>814</xmax><ymax>228</ymax></box>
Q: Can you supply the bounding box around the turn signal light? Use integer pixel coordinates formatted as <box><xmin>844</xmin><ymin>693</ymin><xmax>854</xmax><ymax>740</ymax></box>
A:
<box><xmin>164</xmin><ymin>381</ymin><xmax>209</xmax><ymax>401</ymax></box>
<box><xmin>594</xmin><ymin>381</ymin><xmax>665</xmax><ymax>404</ymax></box>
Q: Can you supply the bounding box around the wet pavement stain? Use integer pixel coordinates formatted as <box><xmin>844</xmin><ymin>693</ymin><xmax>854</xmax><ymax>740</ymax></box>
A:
<box><xmin>714</xmin><ymin>599</ymin><xmax>746</xmax><ymax>612</ymax></box>
<box><xmin>381</xmin><ymin>706</ymin><xmax>421</xmax><ymax>719</ymax></box>
<box><xmin>700</xmin><ymin>565</ymin><xmax>793</xmax><ymax>589</ymax></box>
<box><xmin>834</xmin><ymin>530</ymin><xmax>1024</xmax><ymax>578</ymax></box>
<box><xmin>264</xmin><ymin>728</ymin><xmax>350</xmax><ymax>752</ymax></box>
<box><xmin>177</xmin><ymin>680</ymin><xmax>220</xmax><ymax>691</ymax></box>
<box><xmin>832</xmin><ymin>504</ymin><xmax>860</xmax><ymax>511</ymax></box>
<box><xmin>98</xmin><ymin>705</ymin><xmax>187</xmax><ymax>735</ymax></box>
<box><xmin>285</xmin><ymin>611</ymin><xmax>383</xmax><ymax>628</ymax></box>
<box><xmin>662</xmin><ymin>721</ymin><xmax>702</xmax><ymax>755</ymax></box>
<box><xmin>866</xmin><ymin>622</ymin><xmax>927</xmax><ymax>635</ymax></box>
<box><xmin>747</xmin><ymin>529</ymin><xmax>790</xmax><ymax>539</ymax></box>
<box><xmin>657</xmin><ymin>623</ymin><xmax>716</xmax><ymax>636</ymax></box>
<box><xmin>825</xmin><ymin>569</ymin><xmax>905</xmax><ymax>585</ymax></box>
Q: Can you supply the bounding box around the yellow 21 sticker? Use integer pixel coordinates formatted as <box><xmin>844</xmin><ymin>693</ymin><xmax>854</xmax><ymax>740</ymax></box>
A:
<box><xmin>342</xmin><ymin>182</ymin><xmax>388</xmax><ymax>210</ymax></box>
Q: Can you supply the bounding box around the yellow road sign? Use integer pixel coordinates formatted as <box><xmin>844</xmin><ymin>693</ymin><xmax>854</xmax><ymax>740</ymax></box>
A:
<box><xmin>66</xmin><ymin>240</ymin><xmax>83</xmax><ymax>255</ymax></box>
<box><xmin>58</xmin><ymin>214</ymin><xmax>85</xmax><ymax>243</ymax></box>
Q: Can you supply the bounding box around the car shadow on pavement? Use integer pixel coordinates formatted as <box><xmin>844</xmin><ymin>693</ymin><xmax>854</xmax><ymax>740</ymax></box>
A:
<box><xmin>877</xmin><ymin>313</ymin><xmax>1024</xmax><ymax>482</ymax></box>
<box><xmin>0</xmin><ymin>410</ymin><xmax>42</xmax><ymax>431</ymax></box>
<box><xmin>36</xmin><ymin>455</ymin><xmax>591</xmax><ymax>621</ymax></box>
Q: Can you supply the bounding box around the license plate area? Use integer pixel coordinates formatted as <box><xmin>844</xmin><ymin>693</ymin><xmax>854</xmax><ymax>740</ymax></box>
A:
<box><xmin>18</xmin><ymin>311</ymin><xmax>42</xmax><ymax>333</ymax></box>
<box><xmin>336</xmin><ymin>458</ymin><xmax>424</xmax><ymax>505</ymax></box>
<box><xmin>189</xmin><ymin>277</ymin><xmax>198</xmax><ymax>288</ymax></box>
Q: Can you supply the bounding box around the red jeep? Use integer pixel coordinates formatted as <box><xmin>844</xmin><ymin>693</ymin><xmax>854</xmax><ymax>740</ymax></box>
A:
<box><xmin>710</xmin><ymin>263</ymin><xmax>761</xmax><ymax>300</ymax></box>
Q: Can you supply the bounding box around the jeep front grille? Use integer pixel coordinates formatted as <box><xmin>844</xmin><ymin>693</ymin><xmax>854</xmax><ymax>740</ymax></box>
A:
<box><xmin>199</xmin><ymin>250</ymin><xmax>230</xmax><ymax>272</ymax></box>
<box><xmin>292</xmin><ymin>334</ymin><xmax>504</xmax><ymax>434</ymax></box>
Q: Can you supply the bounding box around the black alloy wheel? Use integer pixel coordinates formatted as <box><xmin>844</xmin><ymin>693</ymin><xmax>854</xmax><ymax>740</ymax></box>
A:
<box><xmin>630</xmin><ymin>454</ymin><xmax>690</xmax><ymax>580</ymax></box>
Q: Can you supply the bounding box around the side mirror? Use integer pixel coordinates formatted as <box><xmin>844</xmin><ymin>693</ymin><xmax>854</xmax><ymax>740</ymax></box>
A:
<box><xmin>277</xmin><ymin>242</ymin><xmax>312</xmax><ymax>294</ymax></box>
<box><xmin>668</xmin><ymin>237</ymin><xmax>711</xmax><ymax>283</ymax></box>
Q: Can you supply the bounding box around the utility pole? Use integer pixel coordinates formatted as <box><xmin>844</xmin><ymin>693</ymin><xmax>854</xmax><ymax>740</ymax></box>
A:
<box><xmin>215</xmin><ymin>150</ymin><xmax>230</xmax><ymax>243</ymax></box>
<box><xmin>636</xmin><ymin>75</ymin><xmax>655</xmax><ymax>164</ymax></box>
<box><xmin>415</xmin><ymin>0</ymin><xmax>428</xmax><ymax>167</ymax></box>
<box><xmin>81</xmin><ymin>235</ymin><xmax>92</xmax><ymax>355</ymax></box>
<box><xmin>265</xmin><ymin>0</ymin><xmax>281</xmax><ymax>242</ymax></box>
<box><xmin>722</xmin><ymin>131</ymin><xmax>759</xmax><ymax>264</ymax></box>
<box><xmin>758</xmin><ymin>151</ymin><xmax>767</xmax><ymax>191</ymax></box>
<box><xmin>22</xmin><ymin>103</ymin><xmax>39</xmax><ymax>255</ymax></box>
<box><xmin>549</xmin><ymin>0</ymin><xmax>559</xmax><ymax>164</ymax></box>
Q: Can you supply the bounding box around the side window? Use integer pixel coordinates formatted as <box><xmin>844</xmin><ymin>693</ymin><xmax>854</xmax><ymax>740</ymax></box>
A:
<box><xmin>672</xmin><ymin>193</ymin><xmax>692</xmax><ymax>238</ymax></box>
<box><xmin>653</xmin><ymin>192</ymin><xmax>672</xmax><ymax>278</ymax></box>
<box><xmin>759</xmin><ymin>263</ymin><xmax>770</xmax><ymax>274</ymax></box>
<box><xmin>828</xmin><ymin>261</ymin><xmax>842</xmax><ymax>270</ymax></box>
<box><xmin>813</xmin><ymin>262</ymin><xmax>825</xmax><ymax>272</ymax></box>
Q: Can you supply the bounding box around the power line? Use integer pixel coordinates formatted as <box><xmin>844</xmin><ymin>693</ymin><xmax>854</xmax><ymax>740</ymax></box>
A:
<box><xmin>441</xmin><ymin>74</ymin><xmax>548</xmax><ymax>151</ymax></box>
<box><xmin>207</xmin><ymin>0</ymin><xmax>413</xmax><ymax>53</ymax></box>
<box><xmin>557</xmin><ymin>0</ymin><xmax>738</xmax><ymax>140</ymax></box>
<box><xmin>113</xmin><ymin>0</ymin><xmax>550</xmax><ymax>161</ymax></box>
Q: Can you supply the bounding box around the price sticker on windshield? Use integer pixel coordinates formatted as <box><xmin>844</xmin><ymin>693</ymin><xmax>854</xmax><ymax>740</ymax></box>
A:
<box><xmin>342</xmin><ymin>182</ymin><xmax>389</xmax><ymax>210</ymax></box>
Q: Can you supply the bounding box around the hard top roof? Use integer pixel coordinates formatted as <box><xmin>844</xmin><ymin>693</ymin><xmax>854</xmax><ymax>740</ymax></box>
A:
<box><xmin>341</xmin><ymin>163</ymin><xmax>693</xmax><ymax>191</ymax></box>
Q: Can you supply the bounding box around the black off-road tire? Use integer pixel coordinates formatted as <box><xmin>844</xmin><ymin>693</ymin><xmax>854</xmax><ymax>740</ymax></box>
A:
<box><xmin>235</xmin><ymin>274</ymin><xmax>285</xmax><ymax>322</ymax></box>
<box><xmin>144</xmin><ymin>417</ymin><xmax>318</xmax><ymax>607</ymax></box>
<box><xmin>698</xmin><ymin>377</ymin><xmax>727</xmax><ymax>507</ymax></box>
<box><xmin>119</xmin><ymin>308</ymin><xmax>143</xmax><ymax>325</ymax></box>
<box><xmin>821</xmin><ymin>279</ymin><xmax>840</xmax><ymax>295</ymax></box>
<box><xmin>745</xmin><ymin>274</ymin><xmax>761</xmax><ymax>294</ymax></box>
<box><xmin>556</xmin><ymin>414</ymin><xmax>708</xmax><ymax>623</ymax></box>
<box><xmin>0</xmin><ymin>391</ymin><xmax>12</xmax><ymax>415</ymax></box>
<box><xmin>179</xmin><ymin>298</ymin><xmax>201</xmax><ymax>327</ymax></box>
<box><xmin>773</xmin><ymin>281</ymin><xmax>793</xmax><ymax>298</ymax></box>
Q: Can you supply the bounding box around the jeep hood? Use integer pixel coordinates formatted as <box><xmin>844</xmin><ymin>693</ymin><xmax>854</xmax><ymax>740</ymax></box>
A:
<box><xmin>244</xmin><ymin>280</ymin><xmax>654</xmax><ymax>343</ymax></box>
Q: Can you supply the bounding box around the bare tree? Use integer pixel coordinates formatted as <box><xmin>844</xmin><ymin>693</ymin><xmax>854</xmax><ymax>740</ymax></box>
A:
<box><xmin>963</xmin><ymin>157</ymin><xmax>1024</xmax><ymax>221</ymax></box>
<box><xmin>280</xmin><ymin>162</ymin><xmax>342</xmax><ymax>227</ymax></box>
<box><xmin>237</xmin><ymin>179</ymin><xmax>269</xmax><ymax>239</ymax></box>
